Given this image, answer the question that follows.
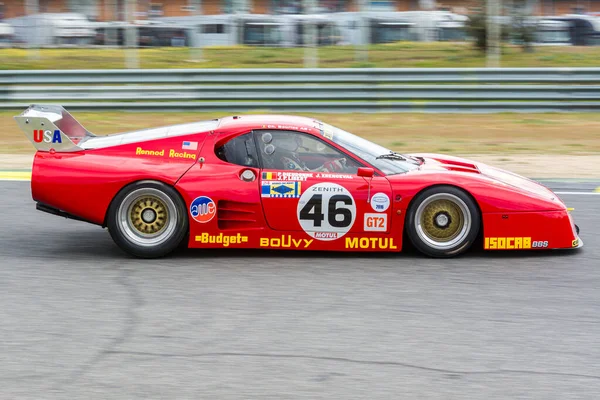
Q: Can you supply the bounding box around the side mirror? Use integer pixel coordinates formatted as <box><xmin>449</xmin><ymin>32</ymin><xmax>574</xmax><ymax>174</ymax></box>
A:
<box><xmin>357</xmin><ymin>167</ymin><xmax>375</xmax><ymax>178</ymax></box>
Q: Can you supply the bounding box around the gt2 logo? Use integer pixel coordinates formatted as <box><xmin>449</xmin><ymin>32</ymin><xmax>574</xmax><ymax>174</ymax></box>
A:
<box><xmin>364</xmin><ymin>213</ymin><xmax>387</xmax><ymax>232</ymax></box>
<box><xmin>33</xmin><ymin>130</ymin><xmax>62</xmax><ymax>144</ymax></box>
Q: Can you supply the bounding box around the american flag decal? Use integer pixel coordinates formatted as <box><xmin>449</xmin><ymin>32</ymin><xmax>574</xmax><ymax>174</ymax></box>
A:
<box><xmin>182</xmin><ymin>141</ymin><xmax>198</xmax><ymax>150</ymax></box>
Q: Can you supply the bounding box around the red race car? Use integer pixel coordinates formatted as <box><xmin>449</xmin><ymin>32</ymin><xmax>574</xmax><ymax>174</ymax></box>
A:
<box><xmin>15</xmin><ymin>104</ymin><xmax>582</xmax><ymax>258</ymax></box>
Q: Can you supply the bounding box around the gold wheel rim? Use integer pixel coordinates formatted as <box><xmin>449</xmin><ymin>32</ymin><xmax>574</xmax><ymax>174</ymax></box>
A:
<box><xmin>419</xmin><ymin>199</ymin><xmax>464</xmax><ymax>243</ymax></box>
<box><xmin>129</xmin><ymin>196</ymin><xmax>168</xmax><ymax>235</ymax></box>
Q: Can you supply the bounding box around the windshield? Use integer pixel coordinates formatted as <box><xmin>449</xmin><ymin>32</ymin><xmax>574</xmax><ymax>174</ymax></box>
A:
<box><xmin>317</xmin><ymin>121</ymin><xmax>421</xmax><ymax>175</ymax></box>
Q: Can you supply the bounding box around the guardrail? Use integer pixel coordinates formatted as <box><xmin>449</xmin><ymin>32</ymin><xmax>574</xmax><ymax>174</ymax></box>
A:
<box><xmin>2</xmin><ymin>68</ymin><xmax>600</xmax><ymax>113</ymax></box>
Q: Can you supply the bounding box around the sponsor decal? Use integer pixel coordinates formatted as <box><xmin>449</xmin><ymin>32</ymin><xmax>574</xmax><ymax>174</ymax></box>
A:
<box><xmin>33</xmin><ymin>129</ymin><xmax>62</xmax><ymax>144</ymax></box>
<box><xmin>261</xmin><ymin>181</ymin><xmax>302</xmax><ymax>198</ymax></box>
<box><xmin>135</xmin><ymin>147</ymin><xmax>196</xmax><ymax>160</ymax></box>
<box><xmin>313</xmin><ymin>232</ymin><xmax>338</xmax><ymax>239</ymax></box>
<box><xmin>260</xmin><ymin>124</ymin><xmax>309</xmax><ymax>131</ymax></box>
<box><xmin>136</xmin><ymin>147</ymin><xmax>164</xmax><ymax>157</ymax></box>
<box><xmin>316</xmin><ymin>122</ymin><xmax>335</xmax><ymax>139</ymax></box>
<box><xmin>262</xmin><ymin>171</ymin><xmax>352</xmax><ymax>181</ymax></box>
<box><xmin>263</xmin><ymin>171</ymin><xmax>313</xmax><ymax>181</ymax></box>
<box><xmin>195</xmin><ymin>232</ymin><xmax>248</xmax><ymax>247</ymax></box>
<box><xmin>572</xmin><ymin>239</ymin><xmax>579</xmax><ymax>247</ymax></box>
<box><xmin>169</xmin><ymin>149</ymin><xmax>196</xmax><ymax>160</ymax></box>
<box><xmin>370</xmin><ymin>192</ymin><xmax>390</xmax><ymax>212</ymax></box>
<box><xmin>315</xmin><ymin>173</ymin><xmax>353</xmax><ymax>179</ymax></box>
<box><xmin>260</xmin><ymin>235</ymin><xmax>313</xmax><ymax>248</ymax></box>
<box><xmin>364</xmin><ymin>213</ymin><xmax>387</xmax><ymax>232</ymax></box>
<box><xmin>484</xmin><ymin>237</ymin><xmax>548</xmax><ymax>249</ymax></box>
<box><xmin>345</xmin><ymin>237</ymin><xmax>398</xmax><ymax>250</ymax></box>
<box><xmin>190</xmin><ymin>196</ymin><xmax>216</xmax><ymax>223</ymax></box>
<box><xmin>322</xmin><ymin>128</ymin><xmax>333</xmax><ymax>140</ymax></box>
<box><xmin>297</xmin><ymin>182</ymin><xmax>356</xmax><ymax>241</ymax></box>
<box><xmin>182</xmin><ymin>141</ymin><xmax>198</xmax><ymax>150</ymax></box>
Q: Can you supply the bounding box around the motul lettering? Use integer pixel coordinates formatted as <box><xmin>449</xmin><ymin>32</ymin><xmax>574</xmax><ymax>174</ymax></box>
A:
<box><xmin>33</xmin><ymin>129</ymin><xmax>62</xmax><ymax>144</ymax></box>
<box><xmin>345</xmin><ymin>237</ymin><xmax>398</xmax><ymax>249</ymax></box>
<box><xmin>314</xmin><ymin>232</ymin><xmax>338</xmax><ymax>239</ymax></box>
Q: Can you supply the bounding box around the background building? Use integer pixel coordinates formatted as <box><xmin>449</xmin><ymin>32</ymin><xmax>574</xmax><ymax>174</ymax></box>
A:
<box><xmin>1</xmin><ymin>0</ymin><xmax>599</xmax><ymax>21</ymax></box>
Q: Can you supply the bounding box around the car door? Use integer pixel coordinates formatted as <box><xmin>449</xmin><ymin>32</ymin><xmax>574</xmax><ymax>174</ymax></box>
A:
<box><xmin>255</xmin><ymin>129</ymin><xmax>394</xmax><ymax>246</ymax></box>
<box><xmin>176</xmin><ymin>131</ymin><xmax>266</xmax><ymax>248</ymax></box>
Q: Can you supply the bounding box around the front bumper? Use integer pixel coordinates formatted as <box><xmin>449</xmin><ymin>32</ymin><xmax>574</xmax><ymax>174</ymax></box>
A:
<box><xmin>482</xmin><ymin>211</ymin><xmax>581</xmax><ymax>251</ymax></box>
<box><xmin>571</xmin><ymin>236</ymin><xmax>584</xmax><ymax>249</ymax></box>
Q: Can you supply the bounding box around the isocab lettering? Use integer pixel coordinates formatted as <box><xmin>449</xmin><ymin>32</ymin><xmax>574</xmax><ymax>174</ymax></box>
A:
<box><xmin>484</xmin><ymin>237</ymin><xmax>542</xmax><ymax>249</ymax></box>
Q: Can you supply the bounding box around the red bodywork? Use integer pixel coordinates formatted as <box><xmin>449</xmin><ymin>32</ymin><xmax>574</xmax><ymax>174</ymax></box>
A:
<box><xmin>28</xmin><ymin>114</ymin><xmax>580</xmax><ymax>253</ymax></box>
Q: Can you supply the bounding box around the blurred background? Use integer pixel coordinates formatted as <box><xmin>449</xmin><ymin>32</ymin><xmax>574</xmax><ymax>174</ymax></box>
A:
<box><xmin>0</xmin><ymin>0</ymin><xmax>599</xmax><ymax>68</ymax></box>
<box><xmin>2</xmin><ymin>0</ymin><xmax>600</xmax><ymax>176</ymax></box>
<box><xmin>1</xmin><ymin>3</ymin><xmax>600</xmax><ymax>399</ymax></box>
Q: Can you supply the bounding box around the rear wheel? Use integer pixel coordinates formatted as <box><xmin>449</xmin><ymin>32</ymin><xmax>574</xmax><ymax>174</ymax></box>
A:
<box><xmin>107</xmin><ymin>181</ymin><xmax>188</xmax><ymax>258</ymax></box>
<box><xmin>406</xmin><ymin>186</ymin><xmax>480</xmax><ymax>258</ymax></box>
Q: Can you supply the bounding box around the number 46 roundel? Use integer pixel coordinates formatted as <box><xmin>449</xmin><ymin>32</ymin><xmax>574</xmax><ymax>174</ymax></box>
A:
<box><xmin>296</xmin><ymin>182</ymin><xmax>356</xmax><ymax>241</ymax></box>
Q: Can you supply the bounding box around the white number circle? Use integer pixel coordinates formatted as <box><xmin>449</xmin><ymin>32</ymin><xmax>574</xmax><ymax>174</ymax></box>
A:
<box><xmin>297</xmin><ymin>182</ymin><xmax>356</xmax><ymax>241</ymax></box>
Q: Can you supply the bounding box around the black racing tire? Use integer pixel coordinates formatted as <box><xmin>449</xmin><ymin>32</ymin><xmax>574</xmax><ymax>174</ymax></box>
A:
<box><xmin>405</xmin><ymin>185</ymin><xmax>480</xmax><ymax>258</ymax></box>
<box><xmin>107</xmin><ymin>180</ymin><xmax>188</xmax><ymax>258</ymax></box>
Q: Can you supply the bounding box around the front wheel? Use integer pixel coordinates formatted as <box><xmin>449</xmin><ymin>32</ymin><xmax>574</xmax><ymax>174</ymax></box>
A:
<box><xmin>406</xmin><ymin>186</ymin><xmax>480</xmax><ymax>258</ymax></box>
<box><xmin>107</xmin><ymin>181</ymin><xmax>189</xmax><ymax>258</ymax></box>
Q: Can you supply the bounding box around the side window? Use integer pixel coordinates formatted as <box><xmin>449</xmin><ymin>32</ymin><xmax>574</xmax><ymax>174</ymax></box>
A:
<box><xmin>254</xmin><ymin>130</ymin><xmax>362</xmax><ymax>174</ymax></box>
<box><xmin>216</xmin><ymin>132</ymin><xmax>260</xmax><ymax>168</ymax></box>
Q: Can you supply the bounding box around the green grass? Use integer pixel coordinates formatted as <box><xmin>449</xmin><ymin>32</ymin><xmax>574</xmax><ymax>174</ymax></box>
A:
<box><xmin>2</xmin><ymin>43</ymin><xmax>600</xmax><ymax>69</ymax></box>
<box><xmin>4</xmin><ymin>110</ymin><xmax>600</xmax><ymax>155</ymax></box>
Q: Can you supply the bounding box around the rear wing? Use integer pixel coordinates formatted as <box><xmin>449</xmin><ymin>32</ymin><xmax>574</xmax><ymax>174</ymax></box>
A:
<box><xmin>14</xmin><ymin>104</ymin><xmax>95</xmax><ymax>152</ymax></box>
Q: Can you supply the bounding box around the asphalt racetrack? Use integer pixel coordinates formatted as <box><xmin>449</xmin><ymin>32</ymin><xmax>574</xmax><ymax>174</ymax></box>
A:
<box><xmin>1</xmin><ymin>180</ymin><xmax>599</xmax><ymax>399</ymax></box>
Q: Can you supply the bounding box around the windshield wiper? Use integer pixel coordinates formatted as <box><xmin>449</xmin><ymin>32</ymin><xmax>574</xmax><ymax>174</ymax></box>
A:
<box><xmin>376</xmin><ymin>151</ymin><xmax>407</xmax><ymax>161</ymax></box>
<box><xmin>376</xmin><ymin>151</ymin><xmax>425</xmax><ymax>165</ymax></box>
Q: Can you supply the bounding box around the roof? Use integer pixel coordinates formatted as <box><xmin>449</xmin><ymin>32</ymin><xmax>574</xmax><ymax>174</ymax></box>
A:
<box><xmin>217</xmin><ymin>114</ymin><xmax>319</xmax><ymax>131</ymax></box>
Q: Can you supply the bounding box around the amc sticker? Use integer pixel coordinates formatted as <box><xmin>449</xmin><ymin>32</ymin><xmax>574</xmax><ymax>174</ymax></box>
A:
<box><xmin>370</xmin><ymin>192</ymin><xmax>390</xmax><ymax>212</ymax></box>
<box><xmin>364</xmin><ymin>213</ymin><xmax>387</xmax><ymax>232</ymax></box>
<box><xmin>297</xmin><ymin>182</ymin><xmax>356</xmax><ymax>241</ymax></box>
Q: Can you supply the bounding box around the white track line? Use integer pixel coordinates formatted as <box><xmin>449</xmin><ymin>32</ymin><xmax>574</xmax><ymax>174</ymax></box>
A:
<box><xmin>555</xmin><ymin>192</ymin><xmax>600</xmax><ymax>195</ymax></box>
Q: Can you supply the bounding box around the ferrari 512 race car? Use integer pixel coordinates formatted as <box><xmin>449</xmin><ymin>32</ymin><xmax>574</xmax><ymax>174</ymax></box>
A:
<box><xmin>15</xmin><ymin>104</ymin><xmax>582</xmax><ymax>258</ymax></box>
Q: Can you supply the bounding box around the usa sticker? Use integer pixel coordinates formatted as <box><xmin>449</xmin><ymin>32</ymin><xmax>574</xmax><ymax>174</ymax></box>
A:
<box><xmin>33</xmin><ymin>129</ymin><xmax>62</xmax><ymax>144</ymax></box>
<box><xmin>182</xmin><ymin>141</ymin><xmax>198</xmax><ymax>150</ymax></box>
<box><xmin>364</xmin><ymin>213</ymin><xmax>387</xmax><ymax>232</ymax></box>
<box><xmin>370</xmin><ymin>193</ymin><xmax>390</xmax><ymax>212</ymax></box>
